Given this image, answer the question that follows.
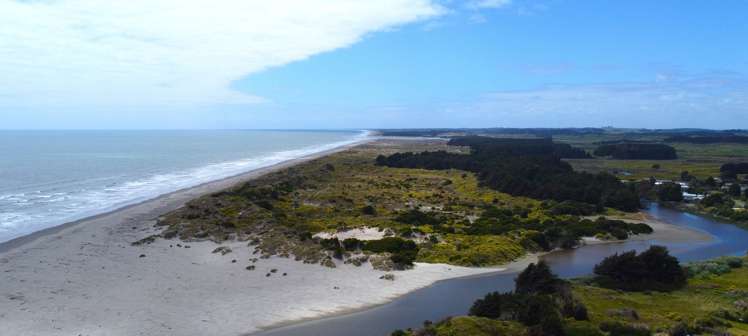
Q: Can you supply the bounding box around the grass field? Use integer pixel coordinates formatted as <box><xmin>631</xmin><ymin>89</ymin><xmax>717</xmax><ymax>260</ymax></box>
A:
<box><xmin>573</xmin><ymin>258</ymin><xmax>748</xmax><ymax>335</ymax></box>
<box><xmin>553</xmin><ymin>134</ymin><xmax>748</xmax><ymax>181</ymax></box>
<box><xmin>566</xmin><ymin>158</ymin><xmax>721</xmax><ymax>181</ymax></box>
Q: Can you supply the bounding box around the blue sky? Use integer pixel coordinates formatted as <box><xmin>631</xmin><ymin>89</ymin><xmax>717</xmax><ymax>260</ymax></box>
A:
<box><xmin>2</xmin><ymin>0</ymin><xmax>747</xmax><ymax>129</ymax></box>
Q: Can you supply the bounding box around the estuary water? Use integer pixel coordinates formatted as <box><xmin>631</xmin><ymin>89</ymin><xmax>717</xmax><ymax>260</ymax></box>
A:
<box><xmin>0</xmin><ymin>130</ymin><xmax>367</xmax><ymax>243</ymax></box>
<box><xmin>255</xmin><ymin>203</ymin><xmax>748</xmax><ymax>336</ymax></box>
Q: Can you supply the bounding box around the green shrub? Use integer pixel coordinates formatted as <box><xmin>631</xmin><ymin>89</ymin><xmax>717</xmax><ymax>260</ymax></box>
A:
<box><xmin>701</xmin><ymin>193</ymin><xmax>731</xmax><ymax>207</ymax></box>
<box><xmin>549</xmin><ymin>200</ymin><xmax>599</xmax><ymax>216</ymax></box>
<box><xmin>685</xmin><ymin>256</ymin><xmax>743</xmax><ymax>278</ymax></box>
<box><xmin>515</xmin><ymin>261</ymin><xmax>566</xmax><ymax>295</ymax></box>
<box><xmin>668</xmin><ymin>322</ymin><xmax>688</xmax><ymax>336</ymax></box>
<box><xmin>564</xmin><ymin>322</ymin><xmax>604</xmax><ymax>336</ymax></box>
<box><xmin>342</xmin><ymin>238</ymin><xmax>362</xmax><ymax>251</ymax></box>
<box><xmin>395</xmin><ymin>209</ymin><xmax>442</xmax><ymax>225</ymax></box>
<box><xmin>469</xmin><ymin>292</ymin><xmax>521</xmax><ymax>319</ymax></box>
<box><xmin>363</xmin><ymin>237</ymin><xmax>416</xmax><ymax>253</ymax></box>
<box><xmin>319</xmin><ymin>237</ymin><xmax>344</xmax><ymax>259</ymax></box>
<box><xmin>362</xmin><ymin>205</ymin><xmax>376</xmax><ymax>215</ymax></box>
<box><xmin>573</xmin><ymin>303</ymin><xmax>589</xmax><ymax>321</ymax></box>
<box><xmin>598</xmin><ymin>321</ymin><xmax>650</xmax><ymax>336</ymax></box>
<box><xmin>363</xmin><ymin>237</ymin><xmax>419</xmax><ymax>267</ymax></box>
<box><xmin>520</xmin><ymin>295</ymin><xmax>565</xmax><ymax>336</ymax></box>
<box><xmin>627</xmin><ymin>223</ymin><xmax>654</xmax><ymax>235</ymax></box>
<box><xmin>593</xmin><ymin>246</ymin><xmax>686</xmax><ymax>291</ymax></box>
<box><xmin>657</xmin><ymin>183</ymin><xmax>683</xmax><ymax>202</ymax></box>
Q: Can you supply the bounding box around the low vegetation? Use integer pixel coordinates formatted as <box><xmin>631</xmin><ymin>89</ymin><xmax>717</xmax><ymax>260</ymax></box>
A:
<box><xmin>153</xmin><ymin>139</ymin><xmax>652</xmax><ymax>269</ymax></box>
<box><xmin>394</xmin><ymin>250</ymin><xmax>748</xmax><ymax>336</ymax></box>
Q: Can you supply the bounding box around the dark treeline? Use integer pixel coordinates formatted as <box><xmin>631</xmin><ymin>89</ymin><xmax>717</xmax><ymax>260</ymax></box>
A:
<box><xmin>595</xmin><ymin>139</ymin><xmax>652</xmax><ymax>145</ymax></box>
<box><xmin>665</xmin><ymin>135</ymin><xmax>748</xmax><ymax>144</ymax></box>
<box><xmin>376</xmin><ymin>136</ymin><xmax>640</xmax><ymax>211</ymax></box>
<box><xmin>448</xmin><ymin>136</ymin><xmax>592</xmax><ymax>159</ymax></box>
<box><xmin>378</xmin><ymin>128</ymin><xmax>606</xmax><ymax>138</ymax></box>
<box><xmin>475</xmin><ymin>210</ymin><xmax>652</xmax><ymax>251</ymax></box>
<box><xmin>593</xmin><ymin>143</ymin><xmax>677</xmax><ymax>160</ymax></box>
<box><xmin>379</xmin><ymin>128</ymin><xmax>748</xmax><ymax>143</ymax></box>
<box><xmin>721</xmin><ymin>162</ymin><xmax>748</xmax><ymax>174</ymax></box>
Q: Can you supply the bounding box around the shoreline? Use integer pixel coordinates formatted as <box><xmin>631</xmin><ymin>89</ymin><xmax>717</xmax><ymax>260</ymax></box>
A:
<box><xmin>579</xmin><ymin>212</ymin><xmax>714</xmax><ymax>247</ymax></box>
<box><xmin>0</xmin><ymin>138</ymin><xmax>715</xmax><ymax>336</ymax></box>
<box><xmin>0</xmin><ymin>137</ymin><xmax>371</xmax><ymax>253</ymax></box>
<box><xmin>251</xmin><ymin>253</ymin><xmax>540</xmax><ymax>334</ymax></box>
<box><xmin>253</xmin><ymin>211</ymin><xmax>713</xmax><ymax>335</ymax></box>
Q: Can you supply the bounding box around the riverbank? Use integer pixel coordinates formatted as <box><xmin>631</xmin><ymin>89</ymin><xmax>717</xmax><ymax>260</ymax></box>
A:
<box><xmin>665</xmin><ymin>201</ymin><xmax>748</xmax><ymax>231</ymax></box>
<box><xmin>254</xmin><ymin>204</ymin><xmax>741</xmax><ymax>336</ymax></box>
<box><xmin>0</xmin><ymin>139</ymin><xmax>715</xmax><ymax>336</ymax></box>
<box><xmin>581</xmin><ymin>211</ymin><xmax>713</xmax><ymax>246</ymax></box>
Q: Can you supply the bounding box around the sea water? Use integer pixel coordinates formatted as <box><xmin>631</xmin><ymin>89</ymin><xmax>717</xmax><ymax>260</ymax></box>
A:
<box><xmin>0</xmin><ymin>130</ymin><xmax>368</xmax><ymax>243</ymax></box>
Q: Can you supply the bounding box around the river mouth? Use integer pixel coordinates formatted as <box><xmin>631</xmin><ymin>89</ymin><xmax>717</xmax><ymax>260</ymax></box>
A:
<box><xmin>253</xmin><ymin>203</ymin><xmax>748</xmax><ymax>336</ymax></box>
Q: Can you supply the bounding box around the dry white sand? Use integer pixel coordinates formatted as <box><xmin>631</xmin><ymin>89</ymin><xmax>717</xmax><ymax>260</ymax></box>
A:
<box><xmin>313</xmin><ymin>227</ymin><xmax>387</xmax><ymax>241</ymax></box>
<box><xmin>0</xmin><ymin>234</ymin><xmax>506</xmax><ymax>336</ymax></box>
<box><xmin>0</xmin><ymin>140</ymin><xmax>510</xmax><ymax>336</ymax></box>
<box><xmin>580</xmin><ymin>214</ymin><xmax>713</xmax><ymax>246</ymax></box>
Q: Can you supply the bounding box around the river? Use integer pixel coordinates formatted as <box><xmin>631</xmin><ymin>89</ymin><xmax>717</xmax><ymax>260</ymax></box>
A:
<box><xmin>253</xmin><ymin>203</ymin><xmax>748</xmax><ymax>336</ymax></box>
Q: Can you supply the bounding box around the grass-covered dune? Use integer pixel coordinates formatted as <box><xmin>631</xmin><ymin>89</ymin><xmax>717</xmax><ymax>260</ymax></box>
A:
<box><xmin>149</xmin><ymin>139</ymin><xmax>652</xmax><ymax>270</ymax></box>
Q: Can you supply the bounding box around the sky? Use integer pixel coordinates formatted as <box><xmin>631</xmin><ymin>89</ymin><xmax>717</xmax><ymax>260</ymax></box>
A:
<box><xmin>1</xmin><ymin>0</ymin><xmax>747</xmax><ymax>129</ymax></box>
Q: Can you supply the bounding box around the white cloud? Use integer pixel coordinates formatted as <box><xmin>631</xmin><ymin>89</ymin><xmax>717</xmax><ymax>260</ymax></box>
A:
<box><xmin>0</xmin><ymin>0</ymin><xmax>442</xmax><ymax>108</ymax></box>
<box><xmin>468</xmin><ymin>0</ymin><xmax>512</xmax><ymax>9</ymax></box>
<box><xmin>445</xmin><ymin>73</ymin><xmax>748</xmax><ymax>128</ymax></box>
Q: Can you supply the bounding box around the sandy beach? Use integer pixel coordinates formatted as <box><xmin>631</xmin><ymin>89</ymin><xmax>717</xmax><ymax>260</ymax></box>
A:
<box><xmin>0</xmin><ymin>140</ymin><xmax>713</xmax><ymax>336</ymax></box>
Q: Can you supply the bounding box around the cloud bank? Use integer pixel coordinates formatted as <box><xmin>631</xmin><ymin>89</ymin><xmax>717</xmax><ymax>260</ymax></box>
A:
<box><xmin>467</xmin><ymin>0</ymin><xmax>512</xmax><ymax>9</ymax></box>
<box><xmin>435</xmin><ymin>73</ymin><xmax>748</xmax><ymax>129</ymax></box>
<box><xmin>0</xmin><ymin>0</ymin><xmax>442</xmax><ymax>108</ymax></box>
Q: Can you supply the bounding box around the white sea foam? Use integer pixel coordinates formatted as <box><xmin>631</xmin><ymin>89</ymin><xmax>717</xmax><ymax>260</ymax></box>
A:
<box><xmin>0</xmin><ymin>131</ymin><xmax>371</xmax><ymax>243</ymax></box>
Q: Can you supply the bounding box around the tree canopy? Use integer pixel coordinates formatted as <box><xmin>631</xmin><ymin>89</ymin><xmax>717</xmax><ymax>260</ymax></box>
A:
<box><xmin>593</xmin><ymin>245</ymin><xmax>686</xmax><ymax>291</ymax></box>
<box><xmin>593</xmin><ymin>143</ymin><xmax>677</xmax><ymax>160</ymax></box>
<box><xmin>376</xmin><ymin>136</ymin><xmax>640</xmax><ymax>212</ymax></box>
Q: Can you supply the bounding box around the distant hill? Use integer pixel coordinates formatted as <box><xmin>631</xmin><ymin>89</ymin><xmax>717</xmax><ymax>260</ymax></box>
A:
<box><xmin>377</xmin><ymin>127</ymin><xmax>747</xmax><ymax>139</ymax></box>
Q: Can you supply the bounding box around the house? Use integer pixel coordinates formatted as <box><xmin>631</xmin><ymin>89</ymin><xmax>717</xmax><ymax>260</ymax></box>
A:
<box><xmin>683</xmin><ymin>192</ymin><xmax>705</xmax><ymax>202</ymax></box>
<box><xmin>654</xmin><ymin>179</ymin><xmax>673</xmax><ymax>186</ymax></box>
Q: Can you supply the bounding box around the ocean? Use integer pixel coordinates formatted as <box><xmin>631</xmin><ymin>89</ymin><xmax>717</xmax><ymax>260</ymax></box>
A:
<box><xmin>0</xmin><ymin>130</ymin><xmax>368</xmax><ymax>243</ymax></box>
